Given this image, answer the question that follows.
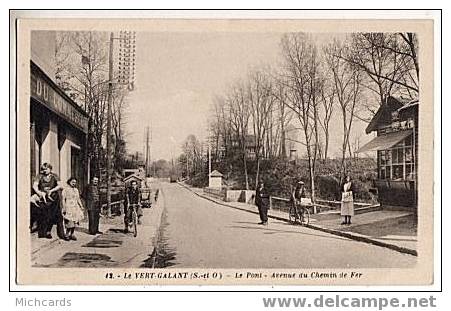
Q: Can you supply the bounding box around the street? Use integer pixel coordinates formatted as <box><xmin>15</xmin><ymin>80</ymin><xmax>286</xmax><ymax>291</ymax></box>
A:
<box><xmin>31</xmin><ymin>181</ymin><xmax>416</xmax><ymax>269</ymax></box>
<box><xmin>154</xmin><ymin>182</ymin><xmax>416</xmax><ymax>269</ymax></box>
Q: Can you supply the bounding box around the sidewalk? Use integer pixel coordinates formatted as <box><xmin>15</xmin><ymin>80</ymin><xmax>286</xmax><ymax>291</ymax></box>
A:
<box><xmin>179</xmin><ymin>183</ymin><xmax>417</xmax><ymax>256</ymax></box>
<box><xmin>31</xmin><ymin>194</ymin><xmax>165</xmax><ymax>267</ymax></box>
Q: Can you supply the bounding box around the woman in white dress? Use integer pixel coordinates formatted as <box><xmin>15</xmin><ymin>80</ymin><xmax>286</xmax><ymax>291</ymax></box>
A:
<box><xmin>340</xmin><ymin>175</ymin><xmax>354</xmax><ymax>225</ymax></box>
<box><xmin>61</xmin><ymin>177</ymin><xmax>85</xmax><ymax>240</ymax></box>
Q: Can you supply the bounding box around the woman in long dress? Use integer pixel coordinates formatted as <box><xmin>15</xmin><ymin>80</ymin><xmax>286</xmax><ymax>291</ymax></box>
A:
<box><xmin>61</xmin><ymin>177</ymin><xmax>85</xmax><ymax>240</ymax></box>
<box><xmin>340</xmin><ymin>175</ymin><xmax>354</xmax><ymax>225</ymax></box>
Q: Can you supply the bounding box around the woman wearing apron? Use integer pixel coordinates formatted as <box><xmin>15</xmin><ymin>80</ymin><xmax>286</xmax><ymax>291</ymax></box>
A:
<box><xmin>32</xmin><ymin>163</ymin><xmax>63</xmax><ymax>239</ymax></box>
<box><xmin>61</xmin><ymin>177</ymin><xmax>85</xmax><ymax>240</ymax></box>
<box><xmin>340</xmin><ymin>175</ymin><xmax>354</xmax><ymax>225</ymax></box>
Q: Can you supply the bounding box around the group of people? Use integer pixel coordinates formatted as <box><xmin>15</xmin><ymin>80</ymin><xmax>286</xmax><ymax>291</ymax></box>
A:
<box><xmin>30</xmin><ymin>162</ymin><xmax>148</xmax><ymax>241</ymax></box>
<box><xmin>254</xmin><ymin>175</ymin><xmax>355</xmax><ymax>226</ymax></box>
<box><xmin>30</xmin><ymin>163</ymin><xmax>103</xmax><ymax>240</ymax></box>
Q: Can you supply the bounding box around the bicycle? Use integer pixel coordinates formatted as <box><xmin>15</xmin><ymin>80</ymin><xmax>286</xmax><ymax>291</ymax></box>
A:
<box><xmin>128</xmin><ymin>203</ymin><xmax>140</xmax><ymax>237</ymax></box>
<box><xmin>288</xmin><ymin>199</ymin><xmax>310</xmax><ymax>226</ymax></box>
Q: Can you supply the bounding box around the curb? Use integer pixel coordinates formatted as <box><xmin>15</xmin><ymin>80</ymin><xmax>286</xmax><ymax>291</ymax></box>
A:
<box><xmin>178</xmin><ymin>182</ymin><xmax>417</xmax><ymax>257</ymax></box>
<box><xmin>147</xmin><ymin>186</ymin><xmax>167</xmax><ymax>268</ymax></box>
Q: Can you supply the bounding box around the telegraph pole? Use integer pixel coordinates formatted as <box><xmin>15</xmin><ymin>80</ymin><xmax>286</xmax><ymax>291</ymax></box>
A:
<box><xmin>145</xmin><ymin>126</ymin><xmax>150</xmax><ymax>176</ymax></box>
<box><xmin>208</xmin><ymin>144</ymin><xmax>211</xmax><ymax>187</ymax></box>
<box><xmin>106</xmin><ymin>32</ymin><xmax>114</xmax><ymax>216</ymax></box>
<box><xmin>105</xmin><ymin>30</ymin><xmax>136</xmax><ymax>214</ymax></box>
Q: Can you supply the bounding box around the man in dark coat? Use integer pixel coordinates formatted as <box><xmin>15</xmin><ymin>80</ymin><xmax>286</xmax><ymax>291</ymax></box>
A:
<box><xmin>84</xmin><ymin>176</ymin><xmax>102</xmax><ymax>235</ymax></box>
<box><xmin>255</xmin><ymin>181</ymin><xmax>270</xmax><ymax>225</ymax></box>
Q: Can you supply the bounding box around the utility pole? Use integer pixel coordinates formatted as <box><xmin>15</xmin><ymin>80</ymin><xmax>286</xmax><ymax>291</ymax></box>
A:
<box><xmin>145</xmin><ymin>126</ymin><xmax>150</xmax><ymax>176</ymax></box>
<box><xmin>208</xmin><ymin>144</ymin><xmax>211</xmax><ymax>187</ymax></box>
<box><xmin>106</xmin><ymin>32</ymin><xmax>114</xmax><ymax>217</ymax></box>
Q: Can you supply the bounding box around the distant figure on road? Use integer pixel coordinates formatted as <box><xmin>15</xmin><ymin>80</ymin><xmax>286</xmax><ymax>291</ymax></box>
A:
<box><xmin>255</xmin><ymin>181</ymin><xmax>270</xmax><ymax>225</ymax></box>
<box><xmin>145</xmin><ymin>174</ymin><xmax>152</xmax><ymax>189</ymax></box>
<box><xmin>61</xmin><ymin>177</ymin><xmax>85</xmax><ymax>241</ymax></box>
<box><xmin>85</xmin><ymin>176</ymin><xmax>102</xmax><ymax>235</ymax></box>
<box><xmin>154</xmin><ymin>188</ymin><xmax>159</xmax><ymax>202</ymax></box>
<box><xmin>340</xmin><ymin>175</ymin><xmax>354</xmax><ymax>225</ymax></box>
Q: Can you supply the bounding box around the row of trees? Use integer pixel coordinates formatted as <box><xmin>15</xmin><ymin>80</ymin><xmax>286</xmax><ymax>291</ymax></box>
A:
<box><xmin>204</xmin><ymin>32</ymin><xmax>418</xmax><ymax>203</ymax></box>
<box><xmin>55</xmin><ymin>31</ymin><xmax>130</xmax><ymax>180</ymax></box>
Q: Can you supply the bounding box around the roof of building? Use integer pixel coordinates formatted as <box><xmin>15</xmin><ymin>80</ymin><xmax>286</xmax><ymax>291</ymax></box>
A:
<box><xmin>365</xmin><ymin>96</ymin><xmax>418</xmax><ymax>134</ymax></box>
<box><xmin>357</xmin><ymin>129</ymin><xmax>413</xmax><ymax>153</ymax></box>
<box><xmin>124</xmin><ymin>174</ymin><xmax>144</xmax><ymax>182</ymax></box>
<box><xmin>210</xmin><ymin>170</ymin><xmax>223</xmax><ymax>177</ymax></box>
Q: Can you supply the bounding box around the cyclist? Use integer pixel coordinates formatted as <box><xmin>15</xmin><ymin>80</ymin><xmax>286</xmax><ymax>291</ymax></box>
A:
<box><xmin>124</xmin><ymin>180</ymin><xmax>143</xmax><ymax>233</ymax></box>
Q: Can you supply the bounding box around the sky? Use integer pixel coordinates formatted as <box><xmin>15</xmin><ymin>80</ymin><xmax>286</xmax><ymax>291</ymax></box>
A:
<box><xmin>125</xmin><ymin>32</ymin><xmax>374</xmax><ymax>161</ymax></box>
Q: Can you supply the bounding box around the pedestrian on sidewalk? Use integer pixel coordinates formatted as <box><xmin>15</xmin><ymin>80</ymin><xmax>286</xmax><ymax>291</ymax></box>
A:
<box><xmin>340</xmin><ymin>175</ymin><xmax>354</xmax><ymax>225</ymax></box>
<box><xmin>84</xmin><ymin>176</ymin><xmax>102</xmax><ymax>235</ymax></box>
<box><xmin>255</xmin><ymin>181</ymin><xmax>270</xmax><ymax>225</ymax></box>
<box><xmin>61</xmin><ymin>177</ymin><xmax>85</xmax><ymax>241</ymax></box>
<box><xmin>32</xmin><ymin>163</ymin><xmax>64</xmax><ymax>239</ymax></box>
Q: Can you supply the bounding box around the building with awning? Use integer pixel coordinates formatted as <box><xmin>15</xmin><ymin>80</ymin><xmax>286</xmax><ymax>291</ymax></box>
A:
<box><xmin>30</xmin><ymin>32</ymin><xmax>89</xmax><ymax>188</ymax></box>
<box><xmin>357</xmin><ymin>96</ymin><xmax>418</xmax><ymax>208</ymax></box>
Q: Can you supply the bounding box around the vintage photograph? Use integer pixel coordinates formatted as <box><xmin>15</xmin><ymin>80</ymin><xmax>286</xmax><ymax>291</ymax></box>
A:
<box><xmin>13</xmin><ymin>16</ymin><xmax>435</xmax><ymax>285</ymax></box>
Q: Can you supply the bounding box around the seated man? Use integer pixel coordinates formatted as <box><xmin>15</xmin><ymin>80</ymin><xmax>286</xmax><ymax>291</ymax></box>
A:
<box><xmin>124</xmin><ymin>180</ymin><xmax>143</xmax><ymax>232</ymax></box>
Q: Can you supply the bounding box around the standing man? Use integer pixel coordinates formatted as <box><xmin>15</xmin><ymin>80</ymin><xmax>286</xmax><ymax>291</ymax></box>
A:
<box><xmin>255</xmin><ymin>181</ymin><xmax>270</xmax><ymax>225</ymax></box>
<box><xmin>85</xmin><ymin>176</ymin><xmax>102</xmax><ymax>235</ymax></box>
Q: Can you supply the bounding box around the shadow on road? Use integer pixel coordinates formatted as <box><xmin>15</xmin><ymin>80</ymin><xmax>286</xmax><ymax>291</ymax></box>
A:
<box><xmin>228</xmin><ymin>223</ymin><xmax>349</xmax><ymax>242</ymax></box>
<box><xmin>141</xmin><ymin>208</ymin><xmax>177</xmax><ymax>268</ymax></box>
<box><xmin>82</xmin><ymin>232</ymin><xmax>123</xmax><ymax>248</ymax></box>
<box><xmin>43</xmin><ymin>252</ymin><xmax>117</xmax><ymax>267</ymax></box>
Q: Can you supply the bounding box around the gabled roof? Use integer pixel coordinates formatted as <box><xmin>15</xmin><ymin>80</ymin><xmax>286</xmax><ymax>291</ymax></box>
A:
<box><xmin>124</xmin><ymin>174</ymin><xmax>144</xmax><ymax>182</ymax></box>
<box><xmin>366</xmin><ymin>96</ymin><xmax>407</xmax><ymax>134</ymax></box>
<box><xmin>210</xmin><ymin>170</ymin><xmax>223</xmax><ymax>177</ymax></box>
<box><xmin>398</xmin><ymin>99</ymin><xmax>419</xmax><ymax>112</ymax></box>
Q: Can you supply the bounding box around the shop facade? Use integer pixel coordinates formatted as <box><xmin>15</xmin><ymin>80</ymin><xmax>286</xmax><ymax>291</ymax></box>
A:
<box><xmin>30</xmin><ymin>61</ymin><xmax>89</xmax><ymax>189</ymax></box>
<box><xmin>358</xmin><ymin>96</ymin><xmax>418</xmax><ymax>208</ymax></box>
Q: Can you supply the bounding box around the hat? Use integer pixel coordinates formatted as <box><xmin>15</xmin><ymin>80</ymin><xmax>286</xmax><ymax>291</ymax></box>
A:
<box><xmin>297</xmin><ymin>180</ymin><xmax>305</xmax><ymax>185</ymax></box>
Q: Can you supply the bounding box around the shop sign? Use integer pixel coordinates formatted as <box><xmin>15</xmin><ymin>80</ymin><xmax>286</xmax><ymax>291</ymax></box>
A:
<box><xmin>31</xmin><ymin>72</ymin><xmax>89</xmax><ymax>133</ymax></box>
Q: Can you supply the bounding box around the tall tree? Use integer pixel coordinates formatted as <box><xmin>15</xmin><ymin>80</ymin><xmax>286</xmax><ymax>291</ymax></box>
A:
<box><xmin>247</xmin><ymin>69</ymin><xmax>274</xmax><ymax>188</ymax></box>
<box><xmin>280</xmin><ymin>33</ymin><xmax>322</xmax><ymax>206</ymax></box>
<box><xmin>324</xmin><ymin>38</ymin><xmax>362</xmax><ymax>182</ymax></box>
<box><xmin>227</xmin><ymin>82</ymin><xmax>251</xmax><ymax>190</ymax></box>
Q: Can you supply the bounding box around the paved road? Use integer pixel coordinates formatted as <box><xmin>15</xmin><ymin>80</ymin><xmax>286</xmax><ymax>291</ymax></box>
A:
<box><xmin>156</xmin><ymin>182</ymin><xmax>416</xmax><ymax>269</ymax></box>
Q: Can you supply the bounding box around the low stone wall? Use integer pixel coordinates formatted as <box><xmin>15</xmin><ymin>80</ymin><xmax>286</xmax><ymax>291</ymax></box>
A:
<box><xmin>225</xmin><ymin>190</ymin><xmax>255</xmax><ymax>204</ymax></box>
<box><xmin>203</xmin><ymin>187</ymin><xmax>226</xmax><ymax>200</ymax></box>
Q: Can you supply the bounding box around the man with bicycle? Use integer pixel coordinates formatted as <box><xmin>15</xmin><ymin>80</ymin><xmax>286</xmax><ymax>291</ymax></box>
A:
<box><xmin>124</xmin><ymin>180</ymin><xmax>143</xmax><ymax>233</ymax></box>
<box><xmin>290</xmin><ymin>180</ymin><xmax>309</xmax><ymax>224</ymax></box>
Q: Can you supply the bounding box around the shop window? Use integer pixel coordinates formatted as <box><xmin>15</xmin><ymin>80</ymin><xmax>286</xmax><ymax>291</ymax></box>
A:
<box><xmin>406</xmin><ymin>165</ymin><xmax>415</xmax><ymax>180</ymax></box>
<box><xmin>379</xmin><ymin>150</ymin><xmax>386</xmax><ymax>166</ymax></box>
<box><xmin>378</xmin><ymin>139</ymin><xmax>415</xmax><ymax>181</ymax></box>
<box><xmin>379</xmin><ymin>167</ymin><xmax>386</xmax><ymax>179</ymax></box>
<box><xmin>392</xmin><ymin>165</ymin><xmax>403</xmax><ymax>180</ymax></box>
<box><xmin>405</xmin><ymin>148</ymin><xmax>413</xmax><ymax>163</ymax></box>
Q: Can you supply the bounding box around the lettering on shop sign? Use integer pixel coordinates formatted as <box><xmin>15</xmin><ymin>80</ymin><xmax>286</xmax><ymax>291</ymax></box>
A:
<box><xmin>31</xmin><ymin>72</ymin><xmax>89</xmax><ymax>133</ymax></box>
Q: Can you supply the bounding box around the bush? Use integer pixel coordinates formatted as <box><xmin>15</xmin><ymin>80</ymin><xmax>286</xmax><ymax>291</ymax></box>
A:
<box><xmin>208</xmin><ymin>157</ymin><xmax>378</xmax><ymax>203</ymax></box>
<box><xmin>316</xmin><ymin>175</ymin><xmax>340</xmax><ymax>201</ymax></box>
<box><xmin>186</xmin><ymin>173</ymin><xmax>208</xmax><ymax>188</ymax></box>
